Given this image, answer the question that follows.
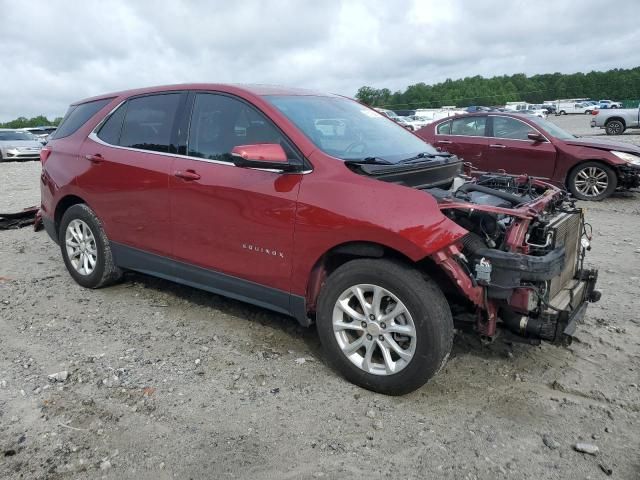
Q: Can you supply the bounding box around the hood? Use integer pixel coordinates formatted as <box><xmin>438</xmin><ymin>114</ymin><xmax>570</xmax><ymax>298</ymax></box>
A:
<box><xmin>563</xmin><ymin>137</ymin><xmax>640</xmax><ymax>154</ymax></box>
<box><xmin>0</xmin><ymin>140</ymin><xmax>42</xmax><ymax>148</ymax></box>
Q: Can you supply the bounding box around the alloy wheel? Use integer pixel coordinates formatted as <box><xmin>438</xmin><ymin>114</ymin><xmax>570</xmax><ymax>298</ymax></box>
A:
<box><xmin>65</xmin><ymin>219</ymin><xmax>98</xmax><ymax>275</ymax></box>
<box><xmin>573</xmin><ymin>166</ymin><xmax>609</xmax><ymax>198</ymax></box>
<box><xmin>332</xmin><ymin>284</ymin><xmax>416</xmax><ymax>376</ymax></box>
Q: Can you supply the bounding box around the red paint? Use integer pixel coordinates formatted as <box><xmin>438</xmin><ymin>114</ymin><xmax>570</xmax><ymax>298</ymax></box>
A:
<box><xmin>417</xmin><ymin>112</ymin><xmax>639</xmax><ymax>186</ymax></box>
<box><xmin>231</xmin><ymin>144</ymin><xmax>288</xmax><ymax>163</ymax></box>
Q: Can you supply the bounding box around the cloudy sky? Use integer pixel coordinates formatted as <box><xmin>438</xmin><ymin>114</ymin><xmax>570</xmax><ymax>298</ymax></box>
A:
<box><xmin>1</xmin><ymin>0</ymin><xmax>639</xmax><ymax>121</ymax></box>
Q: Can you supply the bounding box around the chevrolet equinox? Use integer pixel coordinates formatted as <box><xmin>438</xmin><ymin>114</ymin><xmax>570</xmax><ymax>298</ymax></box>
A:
<box><xmin>40</xmin><ymin>84</ymin><xmax>600</xmax><ymax>394</ymax></box>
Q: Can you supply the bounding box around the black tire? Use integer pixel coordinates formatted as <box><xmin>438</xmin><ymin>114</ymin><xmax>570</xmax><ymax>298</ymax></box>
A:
<box><xmin>559</xmin><ymin>110</ymin><xmax>566</xmax><ymax>115</ymax></box>
<box><xmin>316</xmin><ymin>258</ymin><xmax>453</xmax><ymax>395</ymax></box>
<box><xmin>605</xmin><ymin>119</ymin><xmax>625</xmax><ymax>135</ymax></box>
<box><xmin>59</xmin><ymin>204</ymin><xmax>122</xmax><ymax>288</ymax></box>
<box><xmin>567</xmin><ymin>161</ymin><xmax>617</xmax><ymax>201</ymax></box>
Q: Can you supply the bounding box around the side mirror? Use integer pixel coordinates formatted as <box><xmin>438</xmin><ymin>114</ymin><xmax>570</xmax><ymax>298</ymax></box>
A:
<box><xmin>527</xmin><ymin>132</ymin><xmax>545</xmax><ymax>142</ymax></box>
<box><xmin>230</xmin><ymin>144</ymin><xmax>298</xmax><ymax>172</ymax></box>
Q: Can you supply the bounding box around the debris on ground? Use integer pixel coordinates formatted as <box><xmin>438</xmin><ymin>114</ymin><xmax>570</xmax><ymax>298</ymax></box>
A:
<box><xmin>0</xmin><ymin>206</ymin><xmax>39</xmax><ymax>230</ymax></box>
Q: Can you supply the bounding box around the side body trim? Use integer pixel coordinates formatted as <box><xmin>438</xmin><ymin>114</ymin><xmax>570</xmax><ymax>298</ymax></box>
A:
<box><xmin>110</xmin><ymin>242</ymin><xmax>311</xmax><ymax>326</ymax></box>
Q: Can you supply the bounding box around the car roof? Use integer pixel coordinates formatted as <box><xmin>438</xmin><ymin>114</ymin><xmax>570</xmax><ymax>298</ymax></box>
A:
<box><xmin>72</xmin><ymin>83</ymin><xmax>336</xmax><ymax>106</ymax></box>
<box><xmin>436</xmin><ymin>112</ymin><xmax>537</xmax><ymax>121</ymax></box>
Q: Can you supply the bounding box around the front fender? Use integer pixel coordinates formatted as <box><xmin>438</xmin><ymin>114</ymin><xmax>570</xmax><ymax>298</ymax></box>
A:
<box><xmin>289</xmin><ymin>152</ymin><xmax>468</xmax><ymax>296</ymax></box>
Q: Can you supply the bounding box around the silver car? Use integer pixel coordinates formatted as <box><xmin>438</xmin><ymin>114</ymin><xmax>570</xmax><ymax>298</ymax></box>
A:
<box><xmin>0</xmin><ymin>129</ymin><xmax>43</xmax><ymax>161</ymax></box>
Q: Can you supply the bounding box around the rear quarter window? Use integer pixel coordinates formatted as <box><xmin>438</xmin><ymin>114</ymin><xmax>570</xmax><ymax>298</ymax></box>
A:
<box><xmin>51</xmin><ymin>98</ymin><xmax>113</xmax><ymax>139</ymax></box>
<box><xmin>118</xmin><ymin>94</ymin><xmax>181</xmax><ymax>153</ymax></box>
<box><xmin>436</xmin><ymin>121</ymin><xmax>451</xmax><ymax>135</ymax></box>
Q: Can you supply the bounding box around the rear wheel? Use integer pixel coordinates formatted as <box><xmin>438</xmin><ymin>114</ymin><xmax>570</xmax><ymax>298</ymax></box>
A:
<box><xmin>59</xmin><ymin>204</ymin><xmax>122</xmax><ymax>288</ymax></box>
<box><xmin>316</xmin><ymin>259</ymin><xmax>453</xmax><ymax>395</ymax></box>
<box><xmin>567</xmin><ymin>162</ymin><xmax>617</xmax><ymax>201</ymax></box>
<box><xmin>605</xmin><ymin>119</ymin><xmax>625</xmax><ymax>135</ymax></box>
<box><xmin>559</xmin><ymin>110</ymin><xmax>566</xmax><ymax>115</ymax></box>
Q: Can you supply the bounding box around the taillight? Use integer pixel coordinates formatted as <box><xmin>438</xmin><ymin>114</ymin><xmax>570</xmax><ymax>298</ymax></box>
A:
<box><xmin>40</xmin><ymin>146</ymin><xmax>52</xmax><ymax>164</ymax></box>
<box><xmin>591</xmin><ymin>110</ymin><xmax>599</xmax><ymax>115</ymax></box>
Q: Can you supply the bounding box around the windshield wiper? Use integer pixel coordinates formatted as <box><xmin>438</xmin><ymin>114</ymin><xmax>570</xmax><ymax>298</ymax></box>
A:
<box><xmin>397</xmin><ymin>152</ymin><xmax>448</xmax><ymax>164</ymax></box>
<box><xmin>344</xmin><ymin>157</ymin><xmax>393</xmax><ymax>166</ymax></box>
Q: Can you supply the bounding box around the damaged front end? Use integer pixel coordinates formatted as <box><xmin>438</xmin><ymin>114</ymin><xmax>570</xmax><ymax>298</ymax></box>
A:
<box><xmin>428</xmin><ymin>173</ymin><xmax>600</xmax><ymax>345</ymax></box>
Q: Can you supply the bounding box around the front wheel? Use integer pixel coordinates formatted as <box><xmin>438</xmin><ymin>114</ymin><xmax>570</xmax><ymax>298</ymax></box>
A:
<box><xmin>605</xmin><ymin>120</ymin><xmax>625</xmax><ymax>135</ymax></box>
<box><xmin>567</xmin><ymin>162</ymin><xmax>617</xmax><ymax>201</ymax></box>
<box><xmin>59</xmin><ymin>204</ymin><xmax>123</xmax><ymax>288</ymax></box>
<box><xmin>559</xmin><ymin>110</ymin><xmax>566</xmax><ymax>115</ymax></box>
<box><xmin>316</xmin><ymin>259</ymin><xmax>453</xmax><ymax>395</ymax></box>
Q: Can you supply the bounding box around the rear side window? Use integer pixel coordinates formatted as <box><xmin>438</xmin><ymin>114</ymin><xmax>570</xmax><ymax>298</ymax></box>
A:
<box><xmin>97</xmin><ymin>103</ymin><xmax>127</xmax><ymax>145</ymax></box>
<box><xmin>436</xmin><ymin>121</ymin><xmax>451</xmax><ymax>135</ymax></box>
<box><xmin>52</xmin><ymin>98</ymin><xmax>112</xmax><ymax>139</ymax></box>
<box><xmin>119</xmin><ymin>94</ymin><xmax>181</xmax><ymax>153</ymax></box>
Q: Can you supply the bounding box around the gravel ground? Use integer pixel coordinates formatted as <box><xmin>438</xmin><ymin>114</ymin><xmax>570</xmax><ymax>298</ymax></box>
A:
<box><xmin>1</xmin><ymin>117</ymin><xmax>639</xmax><ymax>479</ymax></box>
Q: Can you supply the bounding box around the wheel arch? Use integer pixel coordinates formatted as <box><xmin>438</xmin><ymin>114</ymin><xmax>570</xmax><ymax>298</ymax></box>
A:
<box><xmin>54</xmin><ymin>195</ymin><xmax>89</xmax><ymax>235</ymax></box>
<box><xmin>303</xmin><ymin>240</ymin><xmax>457</xmax><ymax>321</ymax></box>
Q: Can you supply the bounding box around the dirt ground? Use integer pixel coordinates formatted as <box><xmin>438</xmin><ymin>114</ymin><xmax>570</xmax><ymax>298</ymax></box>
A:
<box><xmin>1</xmin><ymin>115</ymin><xmax>639</xmax><ymax>479</ymax></box>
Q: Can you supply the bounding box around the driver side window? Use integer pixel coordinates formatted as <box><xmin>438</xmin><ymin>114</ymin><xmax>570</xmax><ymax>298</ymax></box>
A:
<box><xmin>492</xmin><ymin>117</ymin><xmax>534</xmax><ymax>140</ymax></box>
<box><xmin>187</xmin><ymin>93</ymin><xmax>298</xmax><ymax>161</ymax></box>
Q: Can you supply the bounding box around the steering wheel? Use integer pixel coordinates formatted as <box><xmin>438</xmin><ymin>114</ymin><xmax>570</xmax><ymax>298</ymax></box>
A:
<box><xmin>344</xmin><ymin>141</ymin><xmax>367</xmax><ymax>155</ymax></box>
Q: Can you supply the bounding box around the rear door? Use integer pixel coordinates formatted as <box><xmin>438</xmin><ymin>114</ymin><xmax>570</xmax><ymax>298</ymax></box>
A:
<box><xmin>169</xmin><ymin>92</ymin><xmax>303</xmax><ymax>294</ymax></box>
<box><xmin>79</xmin><ymin>92</ymin><xmax>185</xmax><ymax>255</ymax></box>
<box><xmin>432</xmin><ymin>116</ymin><xmax>489</xmax><ymax>170</ymax></box>
<box><xmin>483</xmin><ymin>115</ymin><xmax>556</xmax><ymax>178</ymax></box>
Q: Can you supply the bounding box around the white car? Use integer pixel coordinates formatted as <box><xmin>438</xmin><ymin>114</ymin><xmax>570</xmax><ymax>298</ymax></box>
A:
<box><xmin>598</xmin><ymin>100</ymin><xmax>623</xmax><ymax>109</ymax></box>
<box><xmin>0</xmin><ymin>129</ymin><xmax>43</xmax><ymax>161</ymax></box>
<box><xmin>522</xmin><ymin>108</ymin><xmax>549</xmax><ymax>119</ymax></box>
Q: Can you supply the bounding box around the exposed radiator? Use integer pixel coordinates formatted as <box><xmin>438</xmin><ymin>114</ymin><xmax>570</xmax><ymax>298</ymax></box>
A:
<box><xmin>548</xmin><ymin>212</ymin><xmax>582</xmax><ymax>298</ymax></box>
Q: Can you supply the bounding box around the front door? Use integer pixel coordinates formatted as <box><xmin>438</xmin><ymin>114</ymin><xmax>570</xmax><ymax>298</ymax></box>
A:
<box><xmin>169</xmin><ymin>92</ymin><xmax>303</xmax><ymax>294</ymax></box>
<box><xmin>483</xmin><ymin>115</ymin><xmax>557</xmax><ymax>179</ymax></box>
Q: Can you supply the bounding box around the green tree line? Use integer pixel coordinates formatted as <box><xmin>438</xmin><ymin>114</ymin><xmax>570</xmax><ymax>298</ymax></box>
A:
<box><xmin>0</xmin><ymin>115</ymin><xmax>62</xmax><ymax>129</ymax></box>
<box><xmin>356</xmin><ymin>66</ymin><xmax>640</xmax><ymax>109</ymax></box>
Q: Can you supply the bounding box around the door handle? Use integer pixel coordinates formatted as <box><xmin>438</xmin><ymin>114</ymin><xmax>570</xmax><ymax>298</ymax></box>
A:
<box><xmin>489</xmin><ymin>144</ymin><xmax>506</xmax><ymax>149</ymax></box>
<box><xmin>85</xmin><ymin>153</ymin><xmax>103</xmax><ymax>163</ymax></box>
<box><xmin>174</xmin><ymin>169</ymin><xmax>201</xmax><ymax>181</ymax></box>
<box><xmin>437</xmin><ymin>140</ymin><xmax>452</xmax><ymax>144</ymax></box>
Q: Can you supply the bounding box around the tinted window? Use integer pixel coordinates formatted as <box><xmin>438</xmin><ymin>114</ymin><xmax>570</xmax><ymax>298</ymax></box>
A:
<box><xmin>436</xmin><ymin>121</ymin><xmax>451</xmax><ymax>135</ymax></box>
<box><xmin>451</xmin><ymin>117</ymin><xmax>486</xmax><ymax>136</ymax></box>
<box><xmin>492</xmin><ymin>117</ymin><xmax>534</xmax><ymax>140</ymax></box>
<box><xmin>51</xmin><ymin>98</ymin><xmax>112</xmax><ymax>139</ymax></box>
<box><xmin>119</xmin><ymin>94</ymin><xmax>181</xmax><ymax>152</ymax></box>
<box><xmin>187</xmin><ymin>93</ymin><xmax>296</xmax><ymax>162</ymax></box>
<box><xmin>267</xmin><ymin>95</ymin><xmax>437</xmax><ymax>162</ymax></box>
<box><xmin>97</xmin><ymin>103</ymin><xmax>127</xmax><ymax>145</ymax></box>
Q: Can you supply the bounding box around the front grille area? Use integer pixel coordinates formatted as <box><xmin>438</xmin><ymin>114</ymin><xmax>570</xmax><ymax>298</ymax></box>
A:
<box><xmin>548</xmin><ymin>212</ymin><xmax>582</xmax><ymax>298</ymax></box>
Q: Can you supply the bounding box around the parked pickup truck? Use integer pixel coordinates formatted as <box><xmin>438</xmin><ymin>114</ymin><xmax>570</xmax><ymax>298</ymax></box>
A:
<box><xmin>591</xmin><ymin>105</ymin><xmax>640</xmax><ymax>135</ymax></box>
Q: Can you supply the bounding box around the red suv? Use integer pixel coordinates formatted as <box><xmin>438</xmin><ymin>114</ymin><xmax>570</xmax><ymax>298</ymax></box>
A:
<box><xmin>417</xmin><ymin>112</ymin><xmax>640</xmax><ymax>200</ymax></box>
<box><xmin>40</xmin><ymin>85</ymin><xmax>600</xmax><ymax>394</ymax></box>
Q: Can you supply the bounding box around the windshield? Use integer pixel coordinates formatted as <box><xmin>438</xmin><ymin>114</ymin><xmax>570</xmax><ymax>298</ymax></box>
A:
<box><xmin>0</xmin><ymin>131</ymin><xmax>37</xmax><ymax>141</ymax></box>
<box><xmin>265</xmin><ymin>96</ymin><xmax>438</xmax><ymax>162</ymax></box>
<box><xmin>526</xmin><ymin>116</ymin><xmax>575</xmax><ymax>140</ymax></box>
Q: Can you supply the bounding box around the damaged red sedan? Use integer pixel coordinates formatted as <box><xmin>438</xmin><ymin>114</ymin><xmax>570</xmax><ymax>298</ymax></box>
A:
<box><xmin>40</xmin><ymin>85</ymin><xmax>600</xmax><ymax>394</ymax></box>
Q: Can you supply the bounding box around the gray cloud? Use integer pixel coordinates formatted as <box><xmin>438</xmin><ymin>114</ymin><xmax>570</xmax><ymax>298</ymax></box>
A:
<box><xmin>1</xmin><ymin>0</ymin><xmax>638</xmax><ymax>121</ymax></box>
